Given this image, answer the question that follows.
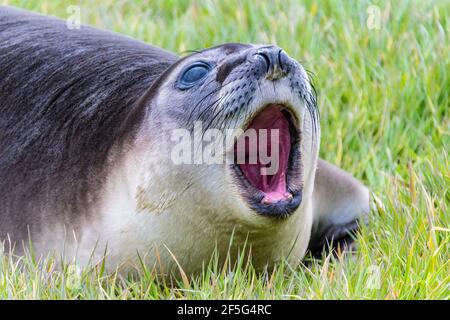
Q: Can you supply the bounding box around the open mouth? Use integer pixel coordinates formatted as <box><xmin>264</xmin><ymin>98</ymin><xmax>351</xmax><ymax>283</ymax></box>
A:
<box><xmin>232</xmin><ymin>104</ymin><xmax>303</xmax><ymax>218</ymax></box>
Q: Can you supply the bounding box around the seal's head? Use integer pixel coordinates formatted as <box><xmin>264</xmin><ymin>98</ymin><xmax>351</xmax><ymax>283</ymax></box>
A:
<box><xmin>139</xmin><ymin>43</ymin><xmax>319</xmax><ymax>226</ymax></box>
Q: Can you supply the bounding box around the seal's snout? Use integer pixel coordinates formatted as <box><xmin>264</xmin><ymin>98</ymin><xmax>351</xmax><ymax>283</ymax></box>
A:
<box><xmin>253</xmin><ymin>46</ymin><xmax>290</xmax><ymax>80</ymax></box>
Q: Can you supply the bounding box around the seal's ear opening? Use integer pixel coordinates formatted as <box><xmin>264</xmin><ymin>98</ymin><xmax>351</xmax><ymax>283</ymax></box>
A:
<box><xmin>235</xmin><ymin>105</ymin><xmax>292</xmax><ymax>204</ymax></box>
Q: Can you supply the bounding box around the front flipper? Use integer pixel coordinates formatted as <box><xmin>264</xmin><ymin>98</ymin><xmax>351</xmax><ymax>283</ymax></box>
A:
<box><xmin>308</xmin><ymin>159</ymin><xmax>370</xmax><ymax>258</ymax></box>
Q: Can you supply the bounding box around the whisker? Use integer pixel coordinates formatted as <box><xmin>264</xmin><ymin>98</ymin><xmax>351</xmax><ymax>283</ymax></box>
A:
<box><xmin>188</xmin><ymin>76</ymin><xmax>243</xmax><ymax>124</ymax></box>
<box><xmin>179</xmin><ymin>49</ymin><xmax>204</xmax><ymax>56</ymax></box>
<box><xmin>203</xmin><ymin>91</ymin><xmax>233</xmax><ymax>131</ymax></box>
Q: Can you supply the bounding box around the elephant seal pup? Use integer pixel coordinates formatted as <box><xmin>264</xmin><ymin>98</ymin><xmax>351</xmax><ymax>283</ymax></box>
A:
<box><xmin>0</xmin><ymin>7</ymin><xmax>370</xmax><ymax>276</ymax></box>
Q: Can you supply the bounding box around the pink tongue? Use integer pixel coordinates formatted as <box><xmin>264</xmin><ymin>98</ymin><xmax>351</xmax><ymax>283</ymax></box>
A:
<box><xmin>236</xmin><ymin>106</ymin><xmax>291</xmax><ymax>204</ymax></box>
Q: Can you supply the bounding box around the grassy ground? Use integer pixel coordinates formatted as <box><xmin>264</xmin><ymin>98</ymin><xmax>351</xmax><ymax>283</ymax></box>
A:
<box><xmin>1</xmin><ymin>0</ymin><xmax>448</xmax><ymax>299</ymax></box>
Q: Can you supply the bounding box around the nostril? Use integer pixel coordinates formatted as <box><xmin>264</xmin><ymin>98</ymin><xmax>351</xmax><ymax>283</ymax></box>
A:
<box><xmin>253</xmin><ymin>46</ymin><xmax>290</xmax><ymax>80</ymax></box>
<box><xmin>256</xmin><ymin>51</ymin><xmax>271</xmax><ymax>73</ymax></box>
<box><xmin>278</xmin><ymin>49</ymin><xmax>283</xmax><ymax>70</ymax></box>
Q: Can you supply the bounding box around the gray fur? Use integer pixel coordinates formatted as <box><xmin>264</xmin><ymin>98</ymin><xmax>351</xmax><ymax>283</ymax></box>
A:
<box><xmin>0</xmin><ymin>7</ymin><xmax>177</xmax><ymax>242</ymax></box>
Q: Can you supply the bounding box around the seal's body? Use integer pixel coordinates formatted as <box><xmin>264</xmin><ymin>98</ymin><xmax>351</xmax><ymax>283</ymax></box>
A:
<box><xmin>0</xmin><ymin>7</ymin><xmax>369</xmax><ymax>275</ymax></box>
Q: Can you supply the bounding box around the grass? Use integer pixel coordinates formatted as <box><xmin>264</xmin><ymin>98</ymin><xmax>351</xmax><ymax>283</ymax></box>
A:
<box><xmin>1</xmin><ymin>0</ymin><xmax>449</xmax><ymax>299</ymax></box>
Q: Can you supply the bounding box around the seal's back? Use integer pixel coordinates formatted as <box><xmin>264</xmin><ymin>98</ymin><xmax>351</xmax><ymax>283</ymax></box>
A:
<box><xmin>0</xmin><ymin>7</ymin><xmax>177</xmax><ymax>241</ymax></box>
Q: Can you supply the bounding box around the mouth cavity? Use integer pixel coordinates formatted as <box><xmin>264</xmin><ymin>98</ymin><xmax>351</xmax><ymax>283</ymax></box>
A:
<box><xmin>234</xmin><ymin>104</ymin><xmax>296</xmax><ymax>206</ymax></box>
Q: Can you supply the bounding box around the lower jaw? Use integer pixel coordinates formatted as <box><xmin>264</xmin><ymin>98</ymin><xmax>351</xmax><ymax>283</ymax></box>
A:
<box><xmin>248</xmin><ymin>189</ymin><xmax>303</xmax><ymax>218</ymax></box>
<box><xmin>230</xmin><ymin>162</ymin><xmax>303</xmax><ymax>219</ymax></box>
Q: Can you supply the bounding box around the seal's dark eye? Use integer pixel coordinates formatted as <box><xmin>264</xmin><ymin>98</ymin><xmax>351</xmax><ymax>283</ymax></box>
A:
<box><xmin>177</xmin><ymin>62</ymin><xmax>210</xmax><ymax>89</ymax></box>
